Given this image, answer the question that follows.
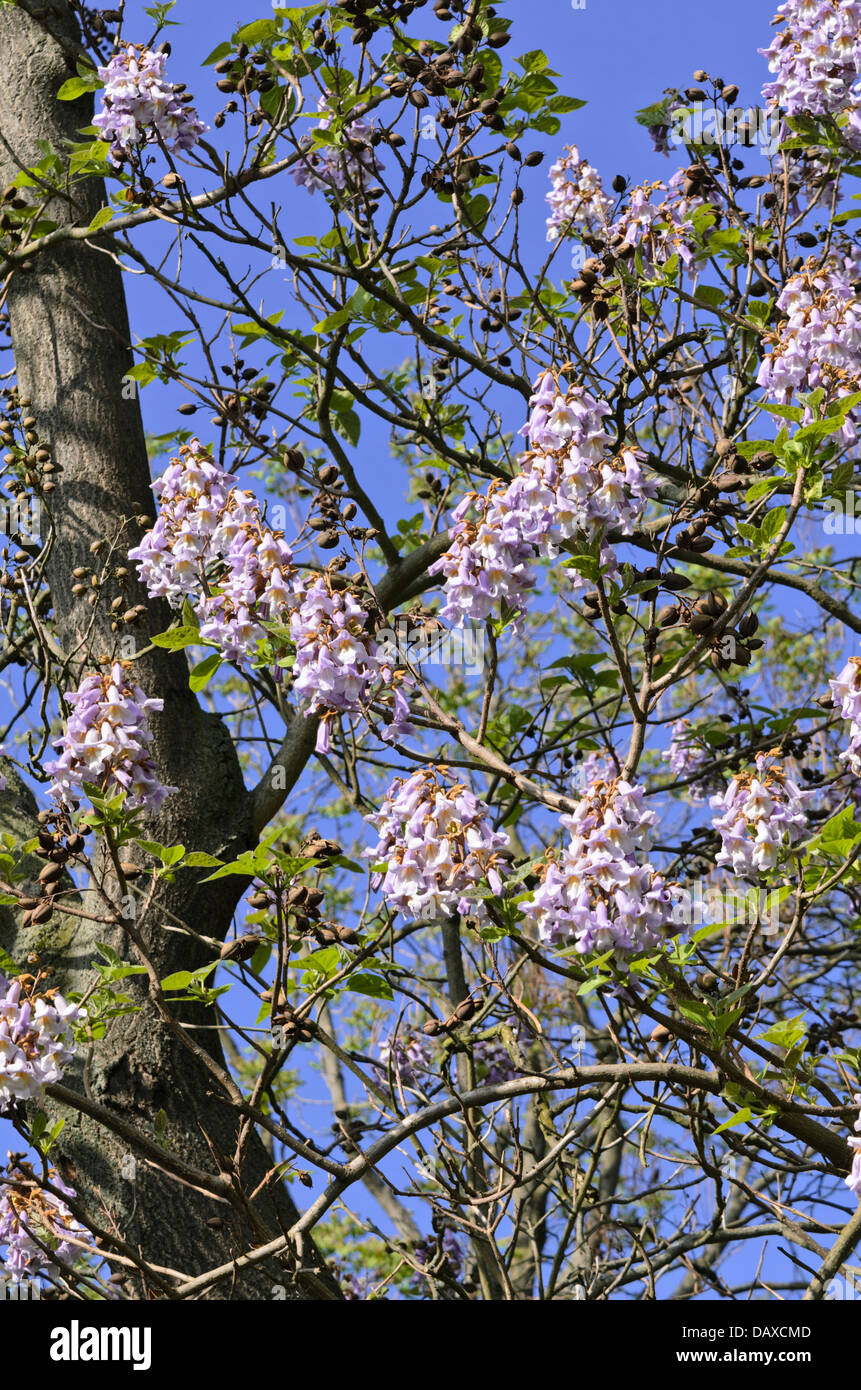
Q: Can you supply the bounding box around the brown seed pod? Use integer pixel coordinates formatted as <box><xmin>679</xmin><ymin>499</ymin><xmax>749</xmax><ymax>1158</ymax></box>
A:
<box><xmin>690</xmin><ymin>611</ymin><xmax>716</xmax><ymax>635</ymax></box>
<box><xmin>38</xmin><ymin>861</ymin><xmax>63</xmax><ymax>884</ymax></box>
<box><xmin>118</xmin><ymin>861</ymin><xmax>142</xmax><ymax>880</ymax></box>
<box><xmin>29</xmin><ymin>901</ymin><xmax>54</xmax><ymax>926</ymax></box>
<box><xmin>657</xmin><ymin>604</ymin><xmax>680</xmax><ymax>627</ymax></box>
<box><xmin>220</xmin><ymin>934</ymin><xmax>264</xmax><ymax>963</ymax></box>
<box><xmin>423</xmin><ymin>1019</ymin><xmax>444</xmax><ymax>1036</ymax></box>
<box><xmin>738</xmin><ymin>611</ymin><xmax>759</xmax><ymax>637</ymax></box>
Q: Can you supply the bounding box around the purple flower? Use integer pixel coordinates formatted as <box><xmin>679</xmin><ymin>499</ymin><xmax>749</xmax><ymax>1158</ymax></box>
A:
<box><xmin>431</xmin><ymin>374</ymin><xmax>654</xmax><ymax>628</ymax></box>
<box><xmin>94</xmin><ymin>44</ymin><xmax>206</xmax><ymax>164</ymax></box>
<box><xmin>292</xmin><ymin>94</ymin><xmax>382</xmax><ymax>198</ymax></box>
<box><xmin>410</xmin><ymin>1228</ymin><xmax>464</xmax><ymax>1287</ymax></box>
<box><xmin>0</xmin><ymin>1166</ymin><xmax>90</xmax><ymax>1282</ymax></box>
<box><xmin>710</xmin><ymin>751</ymin><xmax>811</xmax><ymax>876</ymax></box>
<box><xmin>521</xmin><ymin>775</ymin><xmax>673</xmax><ymax>955</ymax></box>
<box><xmin>761</xmin><ymin>0</ymin><xmax>861</xmax><ymax>146</ymax></box>
<box><xmin>44</xmin><ymin>661</ymin><xmax>174</xmax><ymax>812</ymax></box>
<box><xmin>830</xmin><ymin>653</ymin><xmax>861</xmax><ymax>771</ymax></box>
<box><xmin>365</xmin><ymin>767</ymin><xmax>511</xmax><ymax>922</ymax></box>
<box><xmin>608</xmin><ymin>171</ymin><xmax>703</xmax><ymax>273</ymax></box>
<box><xmin>757</xmin><ymin>256</ymin><xmax>861</xmax><ymax>442</ymax></box>
<box><xmin>378</xmin><ymin>1033</ymin><xmax>428</xmax><ymax>1086</ymax></box>
<box><xmin>846</xmin><ymin>1093</ymin><xmax>861</xmax><ymax>1198</ymax></box>
<box><xmin>0</xmin><ymin>976</ymin><xmax>82</xmax><ymax>1106</ymax></box>
<box><xmin>667</xmin><ymin>719</ymin><xmax>720</xmax><ymax>801</ymax></box>
<box><xmin>545</xmin><ymin>146</ymin><xmax>612</xmax><ymax>242</ymax></box>
<box><xmin>129</xmin><ymin>439</ymin><xmax>294</xmax><ymax>667</ymax></box>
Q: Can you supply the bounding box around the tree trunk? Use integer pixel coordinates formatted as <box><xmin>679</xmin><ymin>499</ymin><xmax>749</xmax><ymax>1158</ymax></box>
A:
<box><xmin>0</xmin><ymin>0</ymin><xmax>336</xmax><ymax>1299</ymax></box>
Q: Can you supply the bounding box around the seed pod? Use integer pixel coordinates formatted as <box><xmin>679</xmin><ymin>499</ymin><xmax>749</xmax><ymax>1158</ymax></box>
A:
<box><xmin>248</xmin><ymin>891</ymin><xmax>269</xmax><ymax>909</ymax></box>
<box><xmin>318</xmin><ymin>463</ymin><xmax>339</xmax><ymax>485</ymax></box>
<box><xmin>721</xmin><ymin>84</ymin><xmax>739</xmax><ymax>102</ymax></box>
<box><xmin>336</xmin><ymin>925</ymin><xmax>358</xmax><ymax>944</ymax></box>
<box><xmin>487</xmin><ymin>31</ymin><xmax>510</xmax><ymax>47</ymax></box>
<box><xmin>746</xmin><ymin>637</ymin><xmax>765</xmax><ymax>651</ymax></box>
<box><xmin>738</xmin><ymin>611</ymin><xmax>758</xmax><ymax>637</ymax></box>
<box><xmin>65</xmin><ymin>833</ymin><xmax>85</xmax><ymax>855</ymax></box>
<box><xmin>690</xmin><ymin>611</ymin><xmax>715</xmax><ymax>635</ymax></box>
<box><xmin>220</xmin><ymin>934</ymin><xmax>264</xmax><ymax>963</ymax></box>
<box><xmin>118</xmin><ymin>861</ymin><xmax>142</xmax><ymax>880</ymax></box>
<box><xmin>700</xmin><ymin>591</ymin><xmax>728</xmax><ymax>617</ymax></box>
<box><xmin>17</xmin><ymin>897</ymin><xmax>38</xmax><ymax>911</ymax></box>
<box><xmin>715</xmin><ymin>437</ymin><xmax>735</xmax><ymax>457</ymax></box>
<box><xmin>685</xmin><ymin>86</ymin><xmax>707</xmax><ymax>101</ymax></box>
<box><xmin>612</xmin><ymin>173</ymin><xmax>627</xmax><ymax>193</ymax></box>
<box><xmin>732</xmin><ymin>642</ymin><xmax>752</xmax><ymax>667</ymax></box>
<box><xmin>662</xmin><ymin>573</ymin><xmax>691</xmax><ymax>591</ymax></box>
<box><xmin>657</xmin><ymin>604</ymin><xmax>680</xmax><ymax>627</ymax></box>
<box><xmin>453</xmin><ymin>996</ymin><xmax>479</xmax><ymax>1021</ymax></box>
<box><xmin>693</xmin><ymin>69</ymin><xmax>709</xmax><ymax>82</ymax></box>
<box><xmin>39</xmin><ymin>861</ymin><xmax>63</xmax><ymax>884</ymax></box>
<box><xmin>29</xmin><ymin>901</ymin><xmax>54</xmax><ymax>926</ymax></box>
<box><xmin>687</xmin><ymin>534</ymin><xmax>715</xmax><ymax>553</ymax></box>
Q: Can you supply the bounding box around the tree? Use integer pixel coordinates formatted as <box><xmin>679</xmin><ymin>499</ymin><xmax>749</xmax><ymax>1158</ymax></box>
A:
<box><xmin>0</xmin><ymin>0</ymin><xmax>859</xmax><ymax>1303</ymax></box>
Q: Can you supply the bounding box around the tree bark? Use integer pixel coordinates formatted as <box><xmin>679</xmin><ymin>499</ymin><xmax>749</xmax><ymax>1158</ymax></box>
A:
<box><xmin>0</xmin><ymin>0</ymin><xmax>337</xmax><ymax>1299</ymax></box>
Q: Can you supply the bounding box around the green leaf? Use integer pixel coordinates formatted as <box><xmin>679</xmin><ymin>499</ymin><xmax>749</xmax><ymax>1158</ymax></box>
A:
<box><xmin>57</xmin><ymin>75</ymin><xmax>100</xmax><ymax>101</ymax></box>
<box><xmin>182</xmin><ymin>852</ymin><xmax>224</xmax><ymax>868</ymax></box>
<box><xmin>693</xmin><ymin>285</ymin><xmax>726</xmax><ymax>309</ymax></box>
<box><xmin>86</xmin><ymin>206</ymin><xmax>114</xmax><ymax>234</ymax></box>
<box><xmin>760</xmin><ymin>506</ymin><xmax>786</xmax><ymax>544</ymax></box>
<box><xmin>189</xmin><ymin>653</ymin><xmax>223</xmax><ymax>692</ymax></box>
<box><xmin>160</xmin><ymin>970</ymin><xmax>193</xmax><ymax>991</ymax></box>
<box><xmin>151</xmin><ymin>625</ymin><xmax>202</xmax><ymax>651</ymax></box>
<box><xmin>346</xmin><ymin>972</ymin><xmax>394</xmax><ymax>1001</ymax></box>
<box><xmin>202</xmin><ymin>41</ymin><xmax>232</xmax><ymax>65</ymax></box>
<box><xmin>236</xmin><ymin>18</ymin><xmax>277</xmax><ymax>44</ymax></box>
<box><xmin>713</xmin><ymin>1107</ymin><xmax>753</xmax><ymax>1134</ymax></box>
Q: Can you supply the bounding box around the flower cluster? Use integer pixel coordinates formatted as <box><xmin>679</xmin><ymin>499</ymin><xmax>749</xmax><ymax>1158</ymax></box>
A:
<box><xmin>830</xmin><ymin>653</ymin><xmax>861</xmax><ymax>773</ymax></box>
<box><xmin>710</xmin><ymin>752</ymin><xmax>810</xmax><ymax>876</ymax></box>
<box><xmin>667</xmin><ymin>719</ymin><xmax>718</xmax><ymax>801</ymax></box>
<box><xmin>432</xmin><ymin>374</ymin><xmax>653</xmax><ymax>627</ymax></box>
<box><xmin>378</xmin><ymin>1033</ymin><xmax>428</xmax><ymax>1086</ymax></box>
<box><xmin>545</xmin><ymin>145</ymin><xmax>612</xmax><ymax>242</ymax></box>
<box><xmin>410</xmin><ymin>1228</ymin><xmax>464</xmax><ymax>1288</ymax></box>
<box><xmin>0</xmin><ymin>1168</ymin><xmax>90</xmax><ymax>1283</ymax></box>
<box><xmin>473</xmin><ymin>1037</ymin><xmax>517</xmax><ymax>1084</ymax></box>
<box><xmin>365</xmin><ymin>767</ymin><xmax>510</xmax><ymax>922</ymax></box>
<box><xmin>521</xmin><ymin>777</ymin><xmax>673</xmax><ymax>954</ymax></box>
<box><xmin>761</xmin><ymin>0</ymin><xmax>861</xmax><ymax>146</ymax></box>
<box><xmin>0</xmin><ymin>977</ymin><xmax>82</xmax><ymax>1107</ymax></box>
<box><xmin>292</xmin><ymin>95</ymin><xmax>382</xmax><ymax>197</ymax></box>
<box><xmin>290</xmin><ymin>576</ymin><xmax>380</xmax><ymax>728</ymax></box>
<box><xmin>94</xmin><ymin>44</ymin><xmax>206</xmax><ymax>165</ymax></box>
<box><xmin>608</xmin><ymin>172</ymin><xmax>702</xmax><ymax>272</ymax></box>
<box><xmin>846</xmin><ymin>1093</ymin><xmax>861</xmax><ymax>1199</ymax></box>
<box><xmin>44</xmin><ymin>662</ymin><xmax>174</xmax><ymax>812</ymax></box>
<box><xmin>757</xmin><ymin>257</ymin><xmax>861</xmax><ymax>443</ymax></box>
<box><xmin>129</xmin><ymin>440</ymin><xmax>294</xmax><ymax>665</ymax></box>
